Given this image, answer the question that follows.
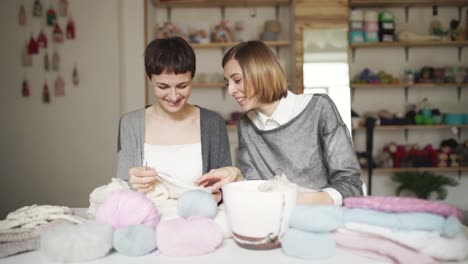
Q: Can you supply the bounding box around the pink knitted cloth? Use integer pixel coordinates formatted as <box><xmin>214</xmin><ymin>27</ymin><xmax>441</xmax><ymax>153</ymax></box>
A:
<box><xmin>344</xmin><ymin>196</ymin><xmax>463</xmax><ymax>220</ymax></box>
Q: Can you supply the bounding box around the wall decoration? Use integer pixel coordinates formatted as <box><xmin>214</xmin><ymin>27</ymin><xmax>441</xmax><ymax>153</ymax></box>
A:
<box><xmin>28</xmin><ymin>35</ymin><xmax>39</xmax><ymax>55</ymax></box>
<box><xmin>44</xmin><ymin>52</ymin><xmax>50</xmax><ymax>71</ymax></box>
<box><xmin>19</xmin><ymin>4</ymin><xmax>26</xmax><ymax>26</ymax></box>
<box><xmin>22</xmin><ymin>41</ymin><xmax>32</xmax><ymax>67</ymax></box>
<box><xmin>42</xmin><ymin>82</ymin><xmax>50</xmax><ymax>103</ymax></box>
<box><xmin>66</xmin><ymin>17</ymin><xmax>76</xmax><ymax>40</ymax></box>
<box><xmin>46</xmin><ymin>5</ymin><xmax>57</xmax><ymax>26</ymax></box>
<box><xmin>52</xmin><ymin>50</ymin><xmax>60</xmax><ymax>71</ymax></box>
<box><xmin>33</xmin><ymin>0</ymin><xmax>43</xmax><ymax>17</ymax></box>
<box><xmin>53</xmin><ymin>23</ymin><xmax>64</xmax><ymax>43</ymax></box>
<box><xmin>58</xmin><ymin>0</ymin><xmax>68</xmax><ymax>17</ymax></box>
<box><xmin>54</xmin><ymin>75</ymin><xmax>65</xmax><ymax>97</ymax></box>
<box><xmin>22</xmin><ymin>79</ymin><xmax>30</xmax><ymax>97</ymax></box>
<box><xmin>72</xmin><ymin>65</ymin><xmax>79</xmax><ymax>86</ymax></box>
<box><xmin>37</xmin><ymin>29</ymin><xmax>47</xmax><ymax>48</ymax></box>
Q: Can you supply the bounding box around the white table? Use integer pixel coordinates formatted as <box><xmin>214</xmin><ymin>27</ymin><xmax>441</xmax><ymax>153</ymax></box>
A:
<box><xmin>2</xmin><ymin>227</ymin><xmax>468</xmax><ymax>264</ymax></box>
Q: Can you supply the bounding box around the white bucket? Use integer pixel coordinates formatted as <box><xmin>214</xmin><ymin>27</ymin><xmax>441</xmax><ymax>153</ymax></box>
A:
<box><xmin>222</xmin><ymin>180</ymin><xmax>297</xmax><ymax>250</ymax></box>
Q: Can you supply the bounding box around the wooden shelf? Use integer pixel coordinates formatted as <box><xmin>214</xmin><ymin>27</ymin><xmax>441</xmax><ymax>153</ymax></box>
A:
<box><xmin>350</xmin><ymin>40</ymin><xmax>468</xmax><ymax>49</ymax></box>
<box><xmin>350</xmin><ymin>0</ymin><xmax>468</xmax><ymax>8</ymax></box>
<box><xmin>353</xmin><ymin>124</ymin><xmax>468</xmax><ymax>131</ymax></box>
<box><xmin>192</xmin><ymin>82</ymin><xmax>224</xmax><ymax>88</ymax></box>
<box><xmin>153</xmin><ymin>0</ymin><xmax>290</xmax><ymax>8</ymax></box>
<box><xmin>363</xmin><ymin>167</ymin><xmax>468</xmax><ymax>173</ymax></box>
<box><xmin>189</xmin><ymin>40</ymin><xmax>290</xmax><ymax>49</ymax></box>
<box><xmin>351</xmin><ymin>83</ymin><xmax>468</xmax><ymax>89</ymax></box>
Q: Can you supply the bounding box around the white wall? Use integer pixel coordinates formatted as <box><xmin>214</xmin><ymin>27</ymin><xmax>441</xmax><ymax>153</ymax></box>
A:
<box><xmin>351</xmin><ymin>7</ymin><xmax>468</xmax><ymax>211</ymax></box>
<box><xmin>0</xmin><ymin>0</ymin><xmax>141</xmax><ymax>218</ymax></box>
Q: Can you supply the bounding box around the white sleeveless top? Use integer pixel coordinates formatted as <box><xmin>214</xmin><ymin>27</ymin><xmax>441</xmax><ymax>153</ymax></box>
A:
<box><xmin>143</xmin><ymin>143</ymin><xmax>203</xmax><ymax>184</ymax></box>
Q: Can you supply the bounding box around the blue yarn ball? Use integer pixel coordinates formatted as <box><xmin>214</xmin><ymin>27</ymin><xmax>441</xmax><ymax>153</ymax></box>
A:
<box><xmin>113</xmin><ymin>225</ymin><xmax>157</xmax><ymax>257</ymax></box>
<box><xmin>177</xmin><ymin>190</ymin><xmax>218</xmax><ymax>219</ymax></box>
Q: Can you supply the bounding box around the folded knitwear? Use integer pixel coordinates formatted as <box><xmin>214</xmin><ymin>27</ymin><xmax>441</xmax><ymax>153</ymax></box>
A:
<box><xmin>344</xmin><ymin>196</ymin><xmax>463</xmax><ymax>220</ymax></box>
<box><xmin>344</xmin><ymin>208</ymin><xmax>460</xmax><ymax>238</ymax></box>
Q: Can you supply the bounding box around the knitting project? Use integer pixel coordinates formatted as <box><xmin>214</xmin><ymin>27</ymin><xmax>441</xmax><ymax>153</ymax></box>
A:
<box><xmin>344</xmin><ymin>196</ymin><xmax>463</xmax><ymax>220</ymax></box>
<box><xmin>0</xmin><ymin>205</ymin><xmax>86</xmax><ymax>231</ymax></box>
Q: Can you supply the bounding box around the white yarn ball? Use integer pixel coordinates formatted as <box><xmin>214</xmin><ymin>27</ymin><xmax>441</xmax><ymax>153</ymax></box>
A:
<box><xmin>40</xmin><ymin>221</ymin><xmax>113</xmax><ymax>262</ymax></box>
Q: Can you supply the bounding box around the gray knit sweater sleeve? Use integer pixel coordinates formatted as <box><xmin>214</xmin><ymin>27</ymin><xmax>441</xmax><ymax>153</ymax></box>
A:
<box><xmin>116</xmin><ymin>109</ymin><xmax>144</xmax><ymax>181</ymax></box>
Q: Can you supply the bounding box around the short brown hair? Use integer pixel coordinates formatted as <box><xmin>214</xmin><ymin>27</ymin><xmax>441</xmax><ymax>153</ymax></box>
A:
<box><xmin>145</xmin><ymin>36</ymin><xmax>196</xmax><ymax>79</ymax></box>
<box><xmin>222</xmin><ymin>41</ymin><xmax>287</xmax><ymax>104</ymax></box>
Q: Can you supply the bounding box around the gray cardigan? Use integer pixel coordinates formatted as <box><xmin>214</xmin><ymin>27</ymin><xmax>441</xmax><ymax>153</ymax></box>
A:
<box><xmin>116</xmin><ymin>106</ymin><xmax>232</xmax><ymax>180</ymax></box>
<box><xmin>237</xmin><ymin>94</ymin><xmax>363</xmax><ymax>199</ymax></box>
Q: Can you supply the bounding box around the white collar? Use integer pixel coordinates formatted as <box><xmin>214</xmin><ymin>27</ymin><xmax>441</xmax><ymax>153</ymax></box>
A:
<box><xmin>255</xmin><ymin>91</ymin><xmax>297</xmax><ymax>127</ymax></box>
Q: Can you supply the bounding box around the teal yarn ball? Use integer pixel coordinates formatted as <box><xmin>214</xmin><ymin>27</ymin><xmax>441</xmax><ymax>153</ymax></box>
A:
<box><xmin>113</xmin><ymin>225</ymin><xmax>157</xmax><ymax>257</ymax></box>
<box><xmin>177</xmin><ymin>190</ymin><xmax>218</xmax><ymax>219</ymax></box>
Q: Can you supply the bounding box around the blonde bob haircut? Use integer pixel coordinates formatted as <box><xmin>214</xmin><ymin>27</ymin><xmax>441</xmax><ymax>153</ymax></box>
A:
<box><xmin>222</xmin><ymin>41</ymin><xmax>288</xmax><ymax>104</ymax></box>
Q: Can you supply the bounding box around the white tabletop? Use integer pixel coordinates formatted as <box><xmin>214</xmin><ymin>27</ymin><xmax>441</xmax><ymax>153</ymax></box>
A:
<box><xmin>2</xmin><ymin>227</ymin><xmax>468</xmax><ymax>264</ymax></box>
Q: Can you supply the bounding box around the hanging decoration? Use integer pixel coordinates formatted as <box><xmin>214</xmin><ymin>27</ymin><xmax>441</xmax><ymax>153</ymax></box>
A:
<box><xmin>46</xmin><ymin>5</ymin><xmax>57</xmax><ymax>26</ymax></box>
<box><xmin>54</xmin><ymin>75</ymin><xmax>65</xmax><ymax>97</ymax></box>
<box><xmin>19</xmin><ymin>4</ymin><xmax>26</xmax><ymax>26</ymax></box>
<box><xmin>28</xmin><ymin>35</ymin><xmax>39</xmax><ymax>55</ymax></box>
<box><xmin>22</xmin><ymin>41</ymin><xmax>32</xmax><ymax>67</ymax></box>
<box><xmin>33</xmin><ymin>0</ymin><xmax>43</xmax><ymax>17</ymax></box>
<box><xmin>66</xmin><ymin>16</ymin><xmax>76</xmax><ymax>40</ymax></box>
<box><xmin>53</xmin><ymin>23</ymin><xmax>64</xmax><ymax>43</ymax></box>
<box><xmin>37</xmin><ymin>29</ymin><xmax>48</xmax><ymax>49</ymax></box>
<box><xmin>52</xmin><ymin>50</ymin><xmax>60</xmax><ymax>71</ymax></box>
<box><xmin>72</xmin><ymin>65</ymin><xmax>79</xmax><ymax>86</ymax></box>
<box><xmin>22</xmin><ymin>78</ymin><xmax>30</xmax><ymax>97</ymax></box>
<box><xmin>42</xmin><ymin>82</ymin><xmax>50</xmax><ymax>103</ymax></box>
<box><xmin>44</xmin><ymin>52</ymin><xmax>50</xmax><ymax>71</ymax></box>
<box><xmin>58</xmin><ymin>0</ymin><xmax>68</xmax><ymax>17</ymax></box>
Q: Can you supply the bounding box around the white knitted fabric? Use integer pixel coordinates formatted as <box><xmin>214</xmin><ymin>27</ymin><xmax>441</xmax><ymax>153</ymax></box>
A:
<box><xmin>0</xmin><ymin>205</ymin><xmax>86</xmax><ymax>232</ymax></box>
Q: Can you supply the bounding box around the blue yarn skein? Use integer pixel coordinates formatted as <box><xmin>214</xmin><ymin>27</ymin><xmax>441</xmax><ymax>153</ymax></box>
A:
<box><xmin>113</xmin><ymin>225</ymin><xmax>157</xmax><ymax>257</ymax></box>
<box><xmin>177</xmin><ymin>190</ymin><xmax>218</xmax><ymax>219</ymax></box>
<box><xmin>281</xmin><ymin>228</ymin><xmax>336</xmax><ymax>259</ymax></box>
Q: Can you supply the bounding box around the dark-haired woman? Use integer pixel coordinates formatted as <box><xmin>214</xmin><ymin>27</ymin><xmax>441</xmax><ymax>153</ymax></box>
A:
<box><xmin>116</xmin><ymin>37</ymin><xmax>231</xmax><ymax>202</ymax></box>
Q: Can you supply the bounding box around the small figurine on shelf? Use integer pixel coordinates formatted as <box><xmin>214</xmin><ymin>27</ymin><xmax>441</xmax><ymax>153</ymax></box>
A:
<box><xmin>417</xmin><ymin>67</ymin><xmax>434</xmax><ymax>83</ymax></box>
<box><xmin>233</xmin><ymin>21</ymin><xmax>249</xmax><ymax>42</ymax></box>
<box><xmin>42</xmin><ymin>82</ymin><xmax>50</xmax><ymax>103</ymax></box>
<box><xmin>211</xmin><ymin>20</ymin><xmax>233</xmax><ymax>43</ymax></box>
<box><xmin>19</xmin><ymin>4</ymin><xmax>26</xmax><ymax>26</ymax></box>
<box><xmin>46</xmin><ymin>5</ymin><xmax>57</xmax><ymax>26</ymax></box>
<box><xmin>33</xmin><ymin>0</ymin><xmax>43</xmax><ymax>17</ymax></box>
<box><xmin>22</xmin><ymin>41</ymin><xmax>32</xmax><ymax>67</ymax></box>
<box><xmin>53</xmin><ymin>23</ymin><xmax>64</xmax><ymax>43</ymax></box>
<box><xmin>72</xmin><ymin>65</ymin><xmax>79</xmax><ymax>86</ymax></box>
<box><xmin>447</xmin><ymin>19</ymin><xmax>461</xmax><ymax>41</ymax></box>
<box><xmin>54</xmin><ymin>75</ymin><xmax>65</xmax><ymax>97</ymax></box>
<box><xmin>22</xmin><ymin>78</ymin><xmax>30</xmax><ymax>97</ymax></box>
<box><xmin>37</xmin><ymin>30</ymin><xmax>48</xmax><ymax>49</ymax></box>
<box><xmin>155</xmin><ymin>22</ymin><xmax>186</xmax><ymax>39</ymax></box>
<box><xmin>44</xmin><ymin>52</ymin><xmax>50</xmax><ymax>71</ymax></box>
<box><xmin>66</xmin><ymin>16</ymin><xmax>76</xmax><ymax>39</ymax></box>
<box><xmin>188</xmin><ymin>23</ymin><xmax>209</xmax><ymax>44</ymax></box>
<box><xmin>28</xmin><ymin>35</ymin><xmax>39</xmax><ymax>55</ymax></box>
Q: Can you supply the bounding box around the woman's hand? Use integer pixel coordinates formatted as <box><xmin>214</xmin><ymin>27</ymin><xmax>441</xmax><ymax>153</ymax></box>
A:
<box><xmin>128</xmin><ymin>166</ymin><xmax>158</xmax><ymax>193</ymax></box>
<box><xmin>297</xmin><ymin>191</ymin><xmax>334</xmax><ymax>205</ymax></box>
<box><xmin>195</xmin><ymin>166</ymin><xmax>244</xmax><ymax>191</ymax></box>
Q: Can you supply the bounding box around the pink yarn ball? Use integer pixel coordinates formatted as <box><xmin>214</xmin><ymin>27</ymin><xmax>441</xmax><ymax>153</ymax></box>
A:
<box><xmin>156</xmin><ymin>216</ymin><xmax>223</xmax><ymax>257</ymax></box>
<box><xmin>95</xmin><ymin>190</ymin><xmax>159</xmax><ymax>230</ymax></box>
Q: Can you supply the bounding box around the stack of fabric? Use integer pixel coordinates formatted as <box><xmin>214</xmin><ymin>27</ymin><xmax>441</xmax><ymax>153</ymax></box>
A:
<box><xmin>0</xmin><ymin>205</ymin><xmax>86</xmax><ymax>258</ymax></box>
<box><xmin>337</xmin><ymin>196</ymin><xmax>468</xmax><ymax>263</ymax></box>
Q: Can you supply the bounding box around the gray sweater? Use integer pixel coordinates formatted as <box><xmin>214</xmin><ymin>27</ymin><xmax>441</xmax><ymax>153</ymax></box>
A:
<box><xmin>116</xmin><ymin>106</ymin><xmax>232</xmax><ymax>180</ymax></box>
<box><xmin>237</xmin><ymin>94</ymin><xmax>363</xmax><ymax>199</ymax></box>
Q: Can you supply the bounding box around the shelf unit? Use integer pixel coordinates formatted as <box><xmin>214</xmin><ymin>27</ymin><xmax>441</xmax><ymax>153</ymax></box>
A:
<box><xmin>349</xmin><ymin>0</ymin><xmax>468</xmax><ymax>194</ymax></box>
<box><xmin>145</xmin><ymin>0</ymin><xmax>294</xmax><ymax>103</ymax></box>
